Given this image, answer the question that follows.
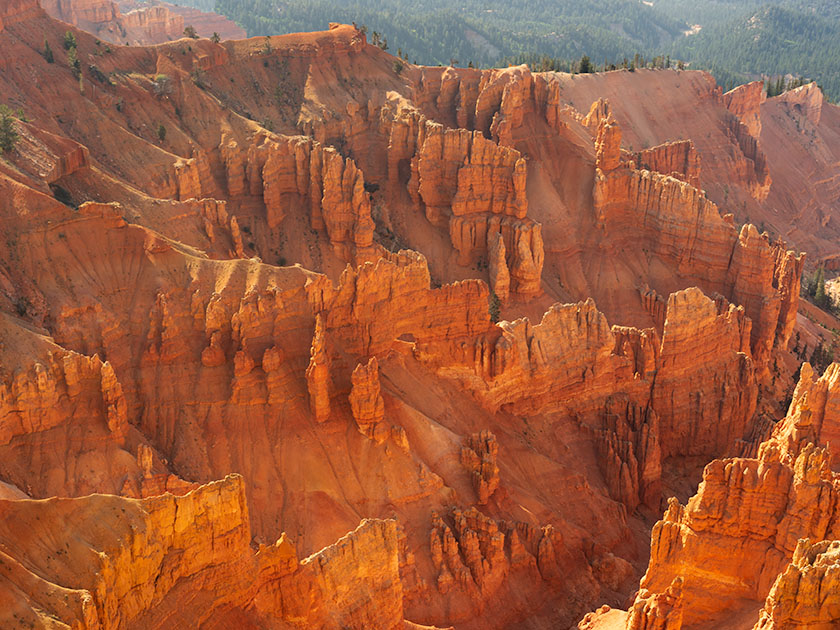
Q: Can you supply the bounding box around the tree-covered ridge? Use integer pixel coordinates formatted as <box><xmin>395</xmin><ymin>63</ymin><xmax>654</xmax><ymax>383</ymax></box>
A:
<box><xmin>672</xmin><ymin>5</ymin><xmax>840</xmax><ymax>97</ymax></box>
<box><xmin>210</xmin><ymin>0</ymin><xmax>688</xmax><ymax>67</ymax></box>
<box><xmin>188</xmin><ymin>0</ymin><xmax>840</xmax><ymax>99</ymax></box>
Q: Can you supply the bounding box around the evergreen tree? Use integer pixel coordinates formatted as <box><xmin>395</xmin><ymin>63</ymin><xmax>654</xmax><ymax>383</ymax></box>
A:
<box><xmin>63</xmin><ymin>31</ymin><xmax>76</xmax><ymax>51</ymax></box>
<box><xmin>44</xmin><ymin>40</ymin><xmax>54</xmax><ymax>63</ymax></box>
<box><xmin>0</xmin><ymin>105</ymin><xmax>19</xmax><ymax>153</ymax></box>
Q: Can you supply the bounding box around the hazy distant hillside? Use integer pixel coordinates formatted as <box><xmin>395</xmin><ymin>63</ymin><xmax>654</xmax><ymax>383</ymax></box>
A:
<box><xmin>207</xmin><ymin>0</ymin><xmax>688</xmax><ymax>67</ymax></box>
<box><xmin>673</xmin><ymin>5</ymin><xmax>840</xmax><ymax>97</ymax></box>
<box><xmin>169</xmin><ymin>0</ymin><xmax>840</xmax><ymax>98</ymax></box>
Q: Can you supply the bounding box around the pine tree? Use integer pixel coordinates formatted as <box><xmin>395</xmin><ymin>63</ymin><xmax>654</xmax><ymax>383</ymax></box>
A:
<box><xmin>0</xmin><ymin>105</ymin><xmax>19</xmax><ymax>153</ymax></box>
<box><xmin>63</xmin><ymin>31</ymin><xmax>76</xmax><ymax>51</ymax></box>
<box><xmin>44</xmin><ymin>40</ymin><xmax>54</xmax><ymax>63</ymax></box>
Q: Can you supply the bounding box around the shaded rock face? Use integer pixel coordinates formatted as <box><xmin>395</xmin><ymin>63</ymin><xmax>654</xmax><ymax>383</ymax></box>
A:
<box><xmin>582</xmin><ymin>363</ymin><xmax>840</xmax><ymax>629</ymax></box>
<box><xmin>0</xmin><ymin>0</ymin><xmax>43</xmax><ymax>31</ymax></box>
<box><xmin>0</xmin><ymin>10</ymin><xmax>831</xmax><ymax>630</ymax></box>
<box><xmin>40</xmin><ymin>0</ymin><xmax>244</xmax><ymax>44</ymax></box>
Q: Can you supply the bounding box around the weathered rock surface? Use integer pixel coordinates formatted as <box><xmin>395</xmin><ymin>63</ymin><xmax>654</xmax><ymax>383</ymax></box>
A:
<box><xmin>0</xmin><ymin>11</ymin><xmax>837</xmax><ymax>630</ymax></box>
<box><xmin>41</xmin><ymin>0</ymin><xmax>244</xmax><ymax>45</ymax></box>
<box><xmin>583</xmin><ymin>361</ymin><xmax>840</xmax><ymax>629</ymax></box>
<box><xmin>0</xmin><ymin>475</ymin><xmax>413</xmax><ymax>629</ymax></box>
<box><xmin>350</xmin><ymin>356</ymin><xmax>386</xmax><ymax>441</ymax></box>
<box><xmin>753</xmin><ymin>538</ymin><xmax>840</xmax><ymax>630</ymax></box>
<box><xmin>724</xmin><ymin>81</ymin><xmax>766</xmax><ymax>139</ymax></box>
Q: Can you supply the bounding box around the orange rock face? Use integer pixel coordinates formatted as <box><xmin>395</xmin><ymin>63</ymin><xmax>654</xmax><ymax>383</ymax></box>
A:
<box><xmin>0</xmin><ymin>11</ymin><xmax>838</xmax><ymax>630</ymax></box>
<box><xmin>753</xmin><ymin>538</ymin><xmax>840</xmax><ymax>630</ymax></box>
<box><xmin>40</xmin><ymin>0</ymin><xmax>244</xmax><ymax>45</ymax></box>
<box><xmin>583</xmin><ymin>361</ymin><xmax>840</xmax><ymax>629</ymax></box>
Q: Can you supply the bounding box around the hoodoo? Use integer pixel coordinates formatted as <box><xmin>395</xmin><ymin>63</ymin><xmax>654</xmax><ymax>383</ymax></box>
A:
<box><xmin>0</xmin><ymin>4</ymin><xmax>839</xmax><ymax>629</ymax></box>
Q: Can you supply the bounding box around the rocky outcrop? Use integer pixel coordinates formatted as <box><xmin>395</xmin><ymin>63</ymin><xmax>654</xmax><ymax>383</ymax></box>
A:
<box><xmin>0</xmin><ymin>475</ymin><xmax>412</xmax><ymax>629</ymax></box>
<box><xmin>778</xmin><ymin>82</ymin><xmax>825</xmax><ymax>127</ymax></box>
<box><xmin>0</xmin><ymin>0</ymin><xmax>43</xmax><ymax>31</ymax></box>
<box><xmin>42</xmin><ymin>0</ymin><xmax>119</xmax><ymax>24</ymax></box>
<box><xmin>324</xmin><ymin>250</ymin><xmax>491</xmax><ymax>356</ymax></box>
<box><xmin>41</xmin><ymin>0</ymin><xmax>189</xmax><ymax>45</ymax></box>
<box><xmin>139</xmin><ymin>2</ymin><xmax>246</xmax><ymax>40</ymax></box>
<box><xmin>652</xmin><ymin>288</ymin><xmax>755</xmax><ymax>458</ymax></box>
<box><xmin>594</xmin><ymin>398</ymin><xmax>661</xmax><ymax>512</ymax></box>
<box><xmin>487</xmin><ymin>230</ymin><xmax>510</xmax><ymax>303</ymax></box>
<box><xmin>769</xmin><ymin>362</ymin><xmax>840</xmax><ymax>469</ymax></box>
<box><xmin>723</xmin><ymin>81</ymin><xmax>765</xmax><ymax>139</ymax></box>
<box><xmin>631</xmin><ymin>362</ymin><xmax>840</xmax><ymax>627</ymax></box>
<box><xmin>221</xmin><ymin>132</ymin><xmax>378</xmax><ymax>264</ymax></box>
<box><xmin>578</xmin><ymin>578</ymin><xmax>684</xmax><ymax>630</ymax></box>
<box><xmin>635</xmin><ymin>140</ymin><xmax>701</xmax><ymax>187</ymax></box>
<box><xmin>725</xmin><ymin>112</ymin><xmax>772</xmax><ymax>200</ymax></box>
<box><xmin>0</xmin><ymin>333</ymin><xmax>136</xmax><ymax>498</ymax></box>
<box><xmin>460</xmin><ymin>430</ymin><xmax>499</xmax><ymax>505</ymax></box>
<box><xmin>593</xmin><ymin>116</ymin><xmax>801</xmax><ymax>372</ymax></box>
<box><xmin>424</xmin><ymin>287</ymin><xmax>758</xmax><ymax>512</ymax></box>
<box><xmin>429</xmin><ymin>507</ymin><xmax>549</xmax><ymax>597</ymax></box>
<box><xmin>626</xmin><ymin>578</ymin><xmax>684</xmax><ymax>630</ymax></box>
<box><xmin>387</xmin><ymin>108</ymin><xmax>543</xmax><ymax>296</ymax></box>
<box><xmin>753</xmin><ymin>538</ymin><xmax>840</xmax><ymax>630</ymax></box>
<box><xmin>349</xmin><ymin>356</ymin><xmax>386</xmax><ymax>441</ymax></box>
<box><xmin>306</xmin><ymin>313</ymin><xmax>331</xmax><ymax>423</ymax></box>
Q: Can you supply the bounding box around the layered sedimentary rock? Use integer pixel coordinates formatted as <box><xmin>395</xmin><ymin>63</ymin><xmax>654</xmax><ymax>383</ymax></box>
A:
<box><xmin>592</xmin><ymin>116</ymin><xmax>802</xmax><ymax>371</ymax></box>
<box><xmin>460</xmin><ymin>430</ymin><xmax>499</xmax><ymax>505</ymax></box>
<box><xmin>0</xmin><ymin>11</ymin><xmax>836</xmax><ymax>630</ymax></box>
<box><xmin>424</xmin><ymin>287</ymin><xmax>757</xmax><ymax>512</ymax></box>
<box><xmin>778</xmin><ymin>82</ymin><xmax>825</xmax><ymax>127</ymax></box>
<box><xmin>0</xmin><ymin>0</ymin><xmax>43</xmax><ymax>31</ymax></box>
<box><xmin>652</xmin><ymin>288</ymin><xmax>755</xmax><ymax>458</ymax></box>
<box><xmin>725</xmin><ymin>112</ymin><xmax>772</xmax><ymax>200</ymax></box>
<box><xmin>387</xmin><ymin>107</ymin><xmax>543</xmax><ymax>296</ymax></box>
<box><xmin>220</xmin><ymin>132</ymin><xmax>378</xmax><ymax>264</ymax></box>
<box><xmin>723</xmin><ymin>81</ymin><xmax>766</xmax><ymax>139</ymax></box>
<box><xmin>753</xmin><ymin>538</ymin><xmax>840</xmax><ymax>630</ymax></box>
<box><xmin>613</xmin><ymin>363</ymin><xmax>840</xmax><ymax>627</ymax></box>
<box><xmin>0</xmin><ymin>317</ymin><xmax>139</xmax><ymax>498</ymax></box>
<box><xmin>40</xmin><ymin>0</ymin><xmax>239</xmax><ymax>45</ymax></box>
<box><xmin>124</xmin><ymin>1</ymin><xmax>246</xmax><ymax>40</ymax></box>
<box><xmin>635</xmin><ymin>140</ymin><xmax>701</xmax><ymax>187</ymax></box>
<box><xmin>0</xmin><ymin>475</ymin><xmax>412</xmax><ymax>629</ymax></box>
<box><xmin>578</xmin><ymin>578</ymin><xmax>684</xmax><ymax>630</ymax></box>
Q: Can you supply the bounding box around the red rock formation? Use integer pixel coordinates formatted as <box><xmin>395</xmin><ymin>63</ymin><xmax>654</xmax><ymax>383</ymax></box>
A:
<box><xmin>725</xmin><ymin>112</ymin><xmax>772</xmax><ymax>200</ymax></box>
<box><xmin>460</xmin><ymin>430</ymin><xmax>500</xmax><ymax>505</ymax></box>
<box><xmin>0</xmin><ymin>0</ymin><xmax>43</xmax><ymax>31</ymax></box>
<box><xmin>0</xmin><ymin>475</ymin><xmax>416</xmax><ymax>629</ymax></box>
<box><xmin>593</xmin><ymin>115</ymin><xmax>802</xmax><ymax>373</ymax></box>
<box><xmin>625</xmin><ymin>578</ymin><xmax>684</xmax><ymax>630</ymax></box>
<box><xmin>753</xmin><ymin>538</ymin><xmax>840</xmax><ymax>630</ymax></box>
<box><xmin>594</xmin><ymin>398</ymin><xmax>661</xmax><ymax>511</ymax></box>
<box><xmin>724</xmin><ymin>81</ymin><xmax>766</xmax><ymax>139</ymax></box>
<box><xmin>349</xmin><ymin>356</ymin><xmax>386</xmax><ymax>442</ymax></box>
<box><xmin>487</xmin><ymin>230</ymin><xmax>510</xmax><ymax>303</ymax></box>
<box><xmin>635</xmin><ymin>140</ymin><xmax>701</xmax><ymax>187</ymax></box>
<box><xmin>652</xmin><ymin>288</ymin><xmax>755</xmax><ymax>458</ymax></box>
<box><xmin>778</xmin><ymin>82</ymin><xmax>825</xmax><ymax>127</ymax></box>
<box><xmin>128</xmin><ymin>1</ymin><xmax>246</xmax><ymax>40</ymax></box>
<box><xmin>387</xmin><ymin>107</ymin><xmax>543</xmax><ymax>296</ymax></box>
<box><xmin>0</xmin><ymin>13</ymin><xmax>835</xmax><ymax>630</ymax></box>
<box><xmin>627</xmin><ymin>360</ymin><xmax>840</xmax><ymax>626</ymax></box>
<box><xmin>306</xmin><ymin>314</ymin><xmax>331</xmax><ymax>423</ymax></box>
<box><xmin>40</xmin><ymin>0</ymin><xmax>240</xmax><ymax>45</ymax></box>
<box><xmin>220</xmin><ymin>132</ymin><xmax>378</xmax><ymax>264</ymax></box>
